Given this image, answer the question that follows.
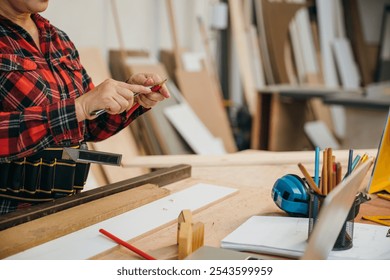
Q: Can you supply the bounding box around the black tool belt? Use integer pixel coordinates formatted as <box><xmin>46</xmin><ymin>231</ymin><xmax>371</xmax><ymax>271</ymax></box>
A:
<box><xmin>0</xmin><ymin>144</ymin><xmax>90</xmax><ymax>202</ymax></box>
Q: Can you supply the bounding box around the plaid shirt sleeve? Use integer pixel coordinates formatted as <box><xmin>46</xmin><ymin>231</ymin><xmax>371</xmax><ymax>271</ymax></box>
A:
<box><xmin>0</xmin><ymin>14</ymin><xmax>148</xmax><ymax>163</ymax></box>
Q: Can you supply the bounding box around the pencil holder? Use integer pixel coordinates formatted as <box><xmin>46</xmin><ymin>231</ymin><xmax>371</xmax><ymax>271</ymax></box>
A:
<box><xmin>307</xmin><ymin>189</ymin><xmax>357</xmax><ymax>251</ymax></box>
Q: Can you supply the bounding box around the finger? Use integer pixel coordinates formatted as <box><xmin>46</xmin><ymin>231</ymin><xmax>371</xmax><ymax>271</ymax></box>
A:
<box><xmin>136</xmin><ymin>93</ymin><xmax>163</xmax><ymax>108</ymax></box>
<box><xmin>117</xmin><ymin>81</ymin><xmax>152</xmax><ymax>95</ymax></box>
<box><xmin>127</xmin><ymin>73</ymin><xmax>154</xmax><ymax>86</ymax></box>
<box><xmin>137</xmin><ymin>91</ymin><xmax>165</xmax><ymax>103</ymax></box>
<box><xmin>107</xmin><ymin>95</ymin><xmax>129</xmax><ymax>114</ymax></box>
<box><xmin>157</xmin><ymin>83</ymin><xmax>170</xmax><ymax>98</ymax></box>
<box><xmin>137</xmin><ymin>98</ymin><xmax>158</xmax><ymax>109</ymax></box>
<box><xmin>116</xmin><ymin>85</ymin><xmax>135</xmax><ymax>101</ymax></box>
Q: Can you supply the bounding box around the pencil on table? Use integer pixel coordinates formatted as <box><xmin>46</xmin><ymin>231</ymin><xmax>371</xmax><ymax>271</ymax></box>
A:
<box><xmin>99</xmin><ymin>228</ymin><xmax>156</xmax><ymax>260</ymax></box>
<box><xmin>297</xmin><ymin>162</ymin><xmax>322</xmax><ymax>195</ymax></box>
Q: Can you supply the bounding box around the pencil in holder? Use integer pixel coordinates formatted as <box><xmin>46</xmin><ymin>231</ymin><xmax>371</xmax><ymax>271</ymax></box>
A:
<box><xmin>307</xmin><ymin>188</ymin><xmax>357</xmax><ymax>251</ymax></box>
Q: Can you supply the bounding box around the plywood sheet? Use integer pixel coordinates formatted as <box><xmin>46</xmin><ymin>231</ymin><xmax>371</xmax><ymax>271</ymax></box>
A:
<box><xmin>261</xmin><ymin>0</ymin><xmax>304</xmax><ymax>83</ymax></box>
<box><xmin>228</xmin><ymin>0</ymin><xmax>258</xmax><ymax>114</ymax></box>
<box><xmin>268</xmin><ymin>95</ymin><xmax>312</xmax><ymax>151</ymax></box>
<box><xmin>164</xmin><ymin>102</ymin><xmax>226</xmax><ymax>155</ymax></box>
<box><xmin>175</xmin><ymin>69</ymin><xmax>237</xmax><ymax>153</ymax></box>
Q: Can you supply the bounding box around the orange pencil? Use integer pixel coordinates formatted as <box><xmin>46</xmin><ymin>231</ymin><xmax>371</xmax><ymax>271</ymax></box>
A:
<box><xmin>297</xmin><ymin>163</ymin><xmax>322</xmax><ymax>195</ymax></box>
<box><xmin>322</xmin><ymin>149</ymin><xmax>328</xmax><ymax>195</ymax></box>
<box><xmin>327</xmin><ymin>148</ymin><xmax>333</xmax><ymax>193</ymax></box>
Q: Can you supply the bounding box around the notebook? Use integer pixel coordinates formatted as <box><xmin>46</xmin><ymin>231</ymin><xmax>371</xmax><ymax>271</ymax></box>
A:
<box><xmin>221</xmin><ymin>159</ymin><xmax>390</xmax><ymax>260</ymax></box>
<box><xmin>184</xmin><ymin>246</ymin><xmax>261</xmax><ymax>260</ymax></box>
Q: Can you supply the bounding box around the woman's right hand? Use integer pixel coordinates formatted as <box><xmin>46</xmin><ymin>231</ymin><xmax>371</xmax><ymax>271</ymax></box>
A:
<box><xmin>75</xmin><ymin>78</ymin><xmax>152</xmax><ymax>121</ymax></box>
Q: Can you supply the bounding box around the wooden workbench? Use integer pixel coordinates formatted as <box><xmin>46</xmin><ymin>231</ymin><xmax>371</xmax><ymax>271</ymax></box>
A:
<box><xmin>1</xmin><ymin>149</ymin><xmax>388</xmax><ymax>260</ymax></box>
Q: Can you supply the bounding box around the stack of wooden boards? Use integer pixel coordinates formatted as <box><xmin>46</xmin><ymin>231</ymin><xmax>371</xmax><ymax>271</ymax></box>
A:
<box><xmin>229</xmin><ymin>0</ymin><xmax>388</xmax><ymax>151</ymax></box>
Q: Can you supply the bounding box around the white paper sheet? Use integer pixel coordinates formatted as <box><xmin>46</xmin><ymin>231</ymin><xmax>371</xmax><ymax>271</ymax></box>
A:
<box><xmin>221</xmin><ymin>216</ymin><xmax>390</xmax><ymax>260</ymax></box>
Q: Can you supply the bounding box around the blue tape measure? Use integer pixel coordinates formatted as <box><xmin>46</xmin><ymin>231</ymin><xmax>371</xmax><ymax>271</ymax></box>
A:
<box><xmin>271</xmin><ymin>174</ymin><xmax>309</xmax><ymax>217</ymax></box>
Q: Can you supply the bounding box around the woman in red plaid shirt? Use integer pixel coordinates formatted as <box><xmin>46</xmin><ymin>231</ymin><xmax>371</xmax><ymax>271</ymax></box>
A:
<box><xmin>0</xmin><ymin>0</ymin><xmax>170</xmax><ymax>214</ymax></box>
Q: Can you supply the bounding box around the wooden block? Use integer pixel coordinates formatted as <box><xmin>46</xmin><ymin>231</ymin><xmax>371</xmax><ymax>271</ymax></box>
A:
<box><xmin>177</xmin><ymin>209</ymin><xmax>192</xmax><ymax>244</ymax></box>
<box><xmin>177</xmin><ymin>222</ymin><xmax>192</xmax><ymax>260</ymax></box>
<box><xmin>177</xmin><ymin>210</ymin><xmax>204</xmax><ymax>258</ymax></box>
<box><xmin>191</xmin><ymin>222</ymin><xmax>205</xmax><ymax>252</ymax></box>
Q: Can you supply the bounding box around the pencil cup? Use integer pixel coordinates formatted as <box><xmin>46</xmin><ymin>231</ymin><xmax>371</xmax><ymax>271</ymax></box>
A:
<box><xmin>307</xmin><ymin>189</ymin><xmax>357</xmax><ymax>251</ymax></box>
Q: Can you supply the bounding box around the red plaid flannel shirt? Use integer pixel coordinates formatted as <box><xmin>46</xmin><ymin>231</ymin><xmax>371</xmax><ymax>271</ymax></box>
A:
<box><xmin>0</xmin><ymin>14</ymin><xmax>148</xmax><ymax>163</ymax></box>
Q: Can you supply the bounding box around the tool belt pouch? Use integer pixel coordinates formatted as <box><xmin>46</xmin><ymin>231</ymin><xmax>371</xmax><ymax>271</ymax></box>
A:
<box><xmin>0</xmin><ymin>146</ymin><xmax>90</xmax><ymax>202</ymax></box>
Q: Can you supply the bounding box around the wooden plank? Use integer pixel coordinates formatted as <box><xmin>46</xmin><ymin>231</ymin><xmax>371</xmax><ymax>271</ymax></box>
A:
<box><xmin>164</xmin><ymin>102</ymin><xmax>226</xmax><ymax>155</ymax></box>
<box><xmin>166</xmin><ymin>0</ymin><xmax>237</xmax><ymax>153</ymax></box>
<box><xmin>261</xmin><ymin>0</ymin><xmax>305</xmax><ymax>83</ymax></box>
<box><xmin>268</xmin><ymin>94</ymin><xmax>313</xmax><ymax>151</ymax></box>
<box><xmin>165</xmin><ymin>0</ymin><xmax>183</xmax><ymax>69</ymax></box>
<box><xmin>175</xmin><ymin>69</ymin><xmax>236</xmax><ymax>153</ymax></box>
<box><xmin>0</xmin><ymin>164</ymin><xmax>191</xmax><ymax>231</ymax></box>
<box><xmin>316</xmin><ymin>0</ymin><xmax>339</xmax><ymax>87</ymax></box>
<box><xmin>121</xmin><ymin>149</ymin><xmax>378</xmax><ymax>168</ymax></box>
<box><xmin>6</xmin><ymin>183</ymin><xmax>238</xmax><ymax>260</ymax></box>
<box><xmin>293</xmin><ymin>0</ymin><xmax>320</xmax><ymax>83</ymax></box>
<box><xmin>343</xmin><ymin>0</ymin><xmax>372</xmax><ymax>85</ymax></box>
<box><xmin>78</xmin><ymin>47</ymin><xmax>111</xmax><ymax>84</ymax></box>
<box><xmin>197</xmin><ymin>16</ymin><xmax>226</xmax><ymax>99</ymax></box>
<box><xmin>254</xmin><ymin>0</ymin><xmax>275</xmax><ymax>84</ymax></box>
<box><xmin>228</xmin><ymin>0</ymin><xmax>258</xmax><ymax>115</ymax></box>
<box><xmin>248</xmin><ymin>25</ymin><xmax>266</xmax><ymax>89</ymax></box>
<box><xmin>304</xmin><ymin>120</ymin><xmax>341</xmax><ymax>149</ymax></box>
<box><xmin>0</xmin><ymin>184</ymin><xmax>170</xmax><ymax>259</ymax></box>
<box><xmin>333</xmin><ymin>37</ymin><xmax>361</xmax><ymax>89</ymax></box>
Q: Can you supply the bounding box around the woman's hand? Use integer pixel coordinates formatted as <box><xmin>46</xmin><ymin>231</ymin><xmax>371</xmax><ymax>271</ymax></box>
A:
<box><xmin>75</xmin><ymin>78</ymin><xmax>152</xmax><ymax>121</ymax></box>
<box><xmin>127</xmin><ymin>73</ymin><xmax>170</xmax><ymax>109</ymax></box>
